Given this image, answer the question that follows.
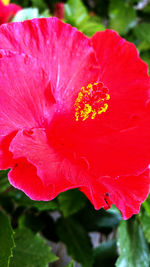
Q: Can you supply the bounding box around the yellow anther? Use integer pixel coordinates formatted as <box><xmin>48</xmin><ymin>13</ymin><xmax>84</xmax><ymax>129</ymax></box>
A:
<box><xmin>106</xmin><ymin>94</ymin><xmax>110</xmax><ymax>100</ymax></box>
<box><xmin>74</xmin><ymin>82</ymin><xmax>110</xmax><ymax>121</ymax></box>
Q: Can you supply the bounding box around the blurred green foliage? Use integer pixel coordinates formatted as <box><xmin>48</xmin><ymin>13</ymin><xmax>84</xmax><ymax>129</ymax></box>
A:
<box><xmin>1</xmin><ymin>0</ymin><xmax>150</xmax><ymax>266</ymax></box>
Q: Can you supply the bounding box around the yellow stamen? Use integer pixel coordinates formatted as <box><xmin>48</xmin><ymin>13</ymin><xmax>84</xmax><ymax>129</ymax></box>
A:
<box><xmin>74</xmin><ymin>82</ymin><xmax>110</xmax><ymax>121</ymax></box>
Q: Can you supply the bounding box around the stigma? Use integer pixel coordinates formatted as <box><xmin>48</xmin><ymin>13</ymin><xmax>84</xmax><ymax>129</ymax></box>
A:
<box><xmin>74</xmin><ymin>82</ymin><xmax>110</xmax><ymax>121</ymax></box>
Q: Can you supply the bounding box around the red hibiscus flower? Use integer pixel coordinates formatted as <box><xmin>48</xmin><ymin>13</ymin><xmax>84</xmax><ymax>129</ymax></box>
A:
<box><xmin>0</xmin><ymin>18</ymin><xmax>150</xmax><ymax>219</ymax></box>
<box><xmin>0</xmin><ymin>0</ymin><xmax>21</xmax><ymax>25</ymax></box>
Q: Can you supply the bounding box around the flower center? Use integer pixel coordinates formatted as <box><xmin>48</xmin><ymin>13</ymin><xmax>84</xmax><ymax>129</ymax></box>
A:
<box><xmin>74</xmin><ymin>82</ymin><xmax>110</xmax><ymax>121</ymax></box>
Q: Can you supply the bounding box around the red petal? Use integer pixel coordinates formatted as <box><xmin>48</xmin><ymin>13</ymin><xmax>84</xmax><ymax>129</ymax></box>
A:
<box><xmin>0</xmin><ymin>21</ymin><xmax>149</xmax><ymax>219</ymax></box>
<box><xmin>0</xmin><ymin>132</ymin><xmax>16</xmax><ymax>169</ymax></box>
<box><xmin>80</xmin><ymin>183</ymin><xmax>107</xmax><ymax>209</ymax></box>
<box><xmin>0</xmin><ymin>53</ymin><xmax>55</xmax><ymax>136</ymax></box>
<box><xmin>81</xmin><ymin>169</ymin><xmax>150</xmax><ymax>220</ymax></box>
<box><xmin>51</xmin><ymin>106</ymin><xmax>150</xmax><ymax>178</ymax></box>
<box><xmin>9</xmin><ymin>128</ymin><xmax>89</xmax><ymax>199</ymax></box>
<box><xmin>80</xmin><ymin>170</ymin><xmax>150</xmax><ymax>220</ymax></box>
<box><xmin>52</xmin><ymin>30</ymin><xmax>150</xmax><ymax>177</ymax></box>
<box><xmin>0</xmin><ymin>18</ymin><xmax>100</xmax><ymax>111</ymax></box>
<box><xmin>7</xmin><ymin>3</ymin><xmax>22</xmax><ymax>15</ymax></box>
<box><xmin>91</xmin><ymin>30</ymin><xmax>149</xmax><ymax>130</ymax></box>
<box><xmin>102</xmin><ymin>170</ymin><xmax>150</xmax><ymax>219</ymax></box>
<box><xmin>8</xmin><ymin>159</ymin><xmax>54</xmax><ymax>201</ymax></box>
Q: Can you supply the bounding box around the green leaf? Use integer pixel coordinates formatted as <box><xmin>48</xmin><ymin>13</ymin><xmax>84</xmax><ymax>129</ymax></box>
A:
<box><xmin>93</xmin><ymin>240</ymin><xmax>118</xmax><ymax>267</ymax></box>
<box><xmin>10</xmin><ymin>227</ymin><xmax>58</xmax><ymax>267</ymax></box>
<box><xmin>142</xmin><ymin>194</ymin><xmax>150</xmax><ymax>216</ymax></box>
<box><xmin>137</xmin><ymin>41</ymin><xmax>150</xmax><ymax>52</ymax></box>
<box><xmin>12</xmin><ymin>8</ymin><xmax>40</xmax><ymax>22</ymax></box>
<box><xmin>140</xmin><ymin>51</ymin><xmax>150</xmax><ymax>74</ymax></box>
<box><xmin>65</xmin><ymin>260</ymin><xmax>75</xmax><ymax>267</ymax></box>
<box><xmin>9</xmin><ymin>190</ymin><xmax>58</xmax><ymax>211</ymax></box>
<box><xmin>134</xmin><ymin>23</ymin><xmax>150</xmax><ymax>44</ymax></box>
<box><xmin>65</xmin><ymin>0</ymin><xmax>105</xmax><ymax>36</ymax></box>
<box><xmin>65</xmin><ymin>0</ymin><xmax>89</xmax><ymax>27</ymax></box>
<box><xmin>139</xmin><ymin>213</ymin><xmax>150</xmax><ymax>243</ymax></box>
<box><xmin>0</xmin><ymin>195</ymin><xmax>15</xmax><ymax>214</ymax></box>
<box><xmin>116</xmin><ymin>219</ymin><xmax>149</xmax><ymax>267</ymax></box>
<box><xmin>18</xmin><ymin>210</ymin><xmax>58</xmax><ymax>242</ymax></box>
<box><xmin>32</xmin><ymin>200</ymin><xmax>58</xmax><ymax>211</ymax></box>
<box><xmin>0</xmin><ymin>211</ymin><xmax>15</xmax><ymax>267</ymax></box>
<box><xmin>75</xmin><ymin>205</ymin><xmax>122</xmax><ymax>234</ymax></box>
<box><xmin>0</xmin><ymin>170</ymin><xmax>10</xmax><ymax>193</ymax></box>
<box><xmin>18</xmin><ymin>213</ymin><xmax>44</xmax><ymax>233</ymax></box>
<box><xmin>109</xmin><ymin>0</ymin><xmax>137</xmax><ymax>34</ymax></box>
<box><xmin>142</xmin><ymin>3</ymin><xmax>150</xmax><ymax>14</ymax></box>
<box><xmin>31</xmin><ymin>0</ymin><xmax>48</xmax><ymax>12</ymax></box>
<box><xmin>40</xmin><ymin>10</ymin><xmax>51</xmax><ymax>18</ymax></box>
<box><xmin>56</xmin><ymin>217</ymin><xmax>93</xmax><ymax>267</ymax></box>
<box><xmin>80</xmin><ymin>20</ymin><xmax>105</xmax><ymax>37</ymax></box>
<box><xmin>11</xmin><ymin>0</ymin><xmax>30</xmax><ymax>8</ymax></box>
<box><xmin>92</xmin><ymin>0</ymin><xmax>109</xmax><ymax>18</ymax></box>
<box><xmin>58</xmin><ymin>189</ymin><xmax>87</xmax><ymax>217</ymax></box>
